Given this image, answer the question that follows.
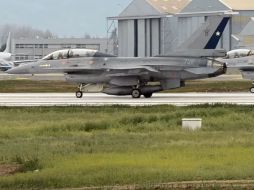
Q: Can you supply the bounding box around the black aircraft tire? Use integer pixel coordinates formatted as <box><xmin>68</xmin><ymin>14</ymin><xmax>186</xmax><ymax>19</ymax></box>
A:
<box><xmin>76</xmin><ymin>91</ymin><xmax>83</xmax><ymax>98</ymax></box>
<box><xmin>144</xmin><ymin>93</ymin><xmax>153</xmax><ymax>98</ymax></box>
<box><xmin>250</xmin><ymin>87</ymin><xmax>254</xmax><ymax>94</ymax></box>
<box><xmin>132</xmin><ymin>89</ymin><xmax>141</xmax><ymax>99</ymax></box>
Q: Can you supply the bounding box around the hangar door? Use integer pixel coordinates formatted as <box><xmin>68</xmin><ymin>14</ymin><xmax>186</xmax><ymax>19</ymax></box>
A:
<box><xmin>118</xmin><ymin>18</ymin><xmax>161</xmax><ymax>57</ymax></box>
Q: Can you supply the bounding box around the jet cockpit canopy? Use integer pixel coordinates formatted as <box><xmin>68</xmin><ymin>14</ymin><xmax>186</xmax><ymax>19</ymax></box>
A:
<box><xmin>42</xmin><ymin>49</ymin><xmax>115</xmax><ymax>60</ymax></box>
<box><xmin>226</xmin><ymin>49</ymin><xmax>251</xmax><ymax>59</ymax></box>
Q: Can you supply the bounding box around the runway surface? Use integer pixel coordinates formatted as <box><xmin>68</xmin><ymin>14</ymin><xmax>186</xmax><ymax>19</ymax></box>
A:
<box><xmin>0</xmin><ymin>93</ymin><xmax>254</xmax><ymax>106</ymax></box>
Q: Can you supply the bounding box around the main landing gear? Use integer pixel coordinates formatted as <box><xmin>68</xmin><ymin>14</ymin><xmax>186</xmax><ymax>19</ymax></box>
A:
<box><xmin>131</xmin><ymin>89</ymin><xmax>141</xmax><ymax>99</ymax></box>
<box><xmin>75</xmin><ymin>84</ymin><xmax>154</xmax><ymax>99</ymax></box>
<box><xmin>250</xmin><ymin>87</ymin><xmax>254</xmax><ymax>94</ymax></box>
<box><xmin>131</xmin><ymin>88</ymin><xmax>153</xmax><ymax>99</ymax></box>
<box><xmin>143</xmin><ymin>93</ymin><xmax>153</xmax><ymax>98</ymax></box>
<box><xmin>76</xmin><ymin>84</ymin><xmax>83</xmax><ymax>98</ymax></box>
<box><xmin>250</xmin><ymin>82</ymin><xmax>254</xmax><ymax>94</ymax></box>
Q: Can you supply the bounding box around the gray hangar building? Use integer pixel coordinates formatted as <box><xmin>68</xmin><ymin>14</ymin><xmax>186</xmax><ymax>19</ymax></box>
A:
<box><xmin>109</xmin><ymin>0</ymin><xmax>254</xmax><ymax>57</ymax></box>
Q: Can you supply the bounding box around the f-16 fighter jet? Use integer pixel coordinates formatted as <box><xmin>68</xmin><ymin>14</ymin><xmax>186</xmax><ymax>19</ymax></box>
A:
<box><xmin>218</xmin><ymin>49</ymin><xmax>254</xmax><ymax>93</ymax></box>
<box><xmin>7</xmin><ymin>16</ymin><xmax>229</xmax><ymax>98</ymax></box>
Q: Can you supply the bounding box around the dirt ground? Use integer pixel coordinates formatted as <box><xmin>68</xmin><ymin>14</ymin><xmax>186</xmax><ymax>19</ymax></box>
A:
<box><xmin>0</xmin><ymin>164</ymin><xmax>21</xmax><ymax>176</ymax></box>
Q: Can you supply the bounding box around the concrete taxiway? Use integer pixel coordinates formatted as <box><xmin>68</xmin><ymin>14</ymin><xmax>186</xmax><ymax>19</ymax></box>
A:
<box><xmin>0</xmin><ymin>93</ymin><xmax>253</xmax><ymax>106</ymax></box>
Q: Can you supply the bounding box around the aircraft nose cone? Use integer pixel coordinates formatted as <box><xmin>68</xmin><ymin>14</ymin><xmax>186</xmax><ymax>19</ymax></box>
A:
<box><xmin>6</xmin><ymin>65</ymin><xmax>30</xmax><ymax>74</ymax></box>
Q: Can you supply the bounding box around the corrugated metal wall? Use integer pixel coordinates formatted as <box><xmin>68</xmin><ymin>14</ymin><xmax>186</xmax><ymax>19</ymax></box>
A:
<box><xmin>118</xmin><ymin>20</ymin><xmax>135</xmax><ymax>57</ymax></box>
<box><xmin>178</xmin><ymin>16</ymin><xmax>205</xmax><ymax>46</ymax></box>
<box><xmin>118</xmin><ymin>18</ymin><xmax>161</xmax><ymax>57</ymax></box>
<box><xmin>138</xmin><ymin>19</ymin><xmax>146</xmax><ymax>57</ymax></box>
<box><xmin>161</xmin><ymin>17</ymin><xmax>178</xmax><ymax>54</ymax></box>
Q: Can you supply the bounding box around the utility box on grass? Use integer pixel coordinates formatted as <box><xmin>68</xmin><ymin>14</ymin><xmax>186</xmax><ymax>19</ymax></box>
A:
<box><xmin>182</xmin><ymin>118</ymin><xmax>202</xmax><ymax>130</ymax></box>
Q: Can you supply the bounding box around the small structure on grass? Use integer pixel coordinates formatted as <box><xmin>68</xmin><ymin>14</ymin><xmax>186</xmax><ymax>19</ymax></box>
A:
<box><xmin>182</xmin><ymin>118</ymin><xmax>202</xmax><ymax>130</ymax></box>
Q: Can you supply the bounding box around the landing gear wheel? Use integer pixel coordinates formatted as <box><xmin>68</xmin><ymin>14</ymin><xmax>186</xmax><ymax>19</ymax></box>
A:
<box><xmin>144</xmin><ymin>93</ymin><xmax>153</xmax><ymax>98</ymax></box>
<box><xmin>132</xmin><ymin>89</ymin><xmax>141</xmax><ymax>99</ymax></box>
<box><xmin>76</xmin><ymin>91</ymin><xmax>83</xmax><ymax>98</ymax></box>
<box><xmin>250</xmin><ymin>87</ymin><xmax>254</xmax><ymax>94</ymax></box>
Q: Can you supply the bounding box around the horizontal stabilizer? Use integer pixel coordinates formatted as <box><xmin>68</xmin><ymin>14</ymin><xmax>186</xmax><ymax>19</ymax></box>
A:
<box><xmin>185</xmin><ymin>67</ymin><xmax>218</xmax><ymax>75</ymax></box>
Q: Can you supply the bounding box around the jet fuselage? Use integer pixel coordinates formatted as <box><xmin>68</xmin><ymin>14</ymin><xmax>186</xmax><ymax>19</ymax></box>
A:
<box><xmin>8</xmin><ymin>55</ymin><xmax>222</xmax><ymax>82</ymax></box>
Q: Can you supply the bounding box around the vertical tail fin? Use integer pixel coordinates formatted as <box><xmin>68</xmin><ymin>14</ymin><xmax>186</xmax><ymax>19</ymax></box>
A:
<box><xmin>3</xmin><ymin>32</ymin><xmax>11</xmax><ymax>53</ymax></box>
<box><xmin>178</xmin><ymin>16</ymin><xmax>230</xmax><ymax>50</ymax></box>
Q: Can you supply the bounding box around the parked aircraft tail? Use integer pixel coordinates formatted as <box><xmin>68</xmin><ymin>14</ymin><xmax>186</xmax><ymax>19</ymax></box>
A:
<box><xmin>0</xmin><ymin>60</ymin><xmax>13</xmax><ymax>71</ymax></box>
<box><xmin>178</xmin><ymin>16</ymin><xmax>230</xmax><ymax>50</ymax></box>
<box><xmin>3</xmin><ymin>32</ymin><xmax>11</xmax><ymax>53</ymax></box>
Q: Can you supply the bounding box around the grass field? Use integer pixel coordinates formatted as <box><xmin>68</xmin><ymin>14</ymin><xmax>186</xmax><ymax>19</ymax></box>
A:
<box><xmin>0</xmin><ymin>80</ymin><xmax>251</xmax><ymax>93</ymax></box>
<box><xmin>0</xmin><ymin>105</ymin><xmax>254</xmax><ymax>189</ymax></box>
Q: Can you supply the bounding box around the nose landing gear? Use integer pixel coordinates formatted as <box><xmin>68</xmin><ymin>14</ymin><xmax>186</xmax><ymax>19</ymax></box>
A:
<box><xmin>76</xmin><ymin>91</ymin><xmax>83</xmax><ymax>98</ymax></box>
<box><xmin>76</xmin><ymin>84</ymin><xmax>84</xmax><ymax>98</ymax></box>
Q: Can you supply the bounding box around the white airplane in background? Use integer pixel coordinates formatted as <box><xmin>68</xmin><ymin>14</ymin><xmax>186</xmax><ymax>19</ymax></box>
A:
<box><xmin>0</xmin><ymin>33</ymin><xmax>34</xmax><ymax>71</ymax></box>
<box><xmin>0</xmin><ymin>33</ymin><xmax>14</xmax><ymax>71</ymax></box>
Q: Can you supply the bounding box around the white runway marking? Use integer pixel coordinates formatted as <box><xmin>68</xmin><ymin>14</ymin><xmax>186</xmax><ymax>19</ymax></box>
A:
<box><xmin>0</xmin><ymin>93</ymin><xmax>254</xmax><ymax>106</ymax></box>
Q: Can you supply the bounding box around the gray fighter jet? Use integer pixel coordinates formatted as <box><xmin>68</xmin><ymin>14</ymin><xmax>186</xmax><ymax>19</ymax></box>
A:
<box><xmin>7</xmin><ymin>16</ymin><xmax>229</xmax><ymax>98</ymax></box>
<box><xmin>217</xmin><ymin>49</ymin><xmax>254</xmax><ymax>93</ymax></box>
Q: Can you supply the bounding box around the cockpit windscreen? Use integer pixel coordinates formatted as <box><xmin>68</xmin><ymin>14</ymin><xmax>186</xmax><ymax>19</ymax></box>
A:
<box><xmin>42</xmin><ymin>49</ymin><xmax>115</xmax><ymax>60</ymax></box>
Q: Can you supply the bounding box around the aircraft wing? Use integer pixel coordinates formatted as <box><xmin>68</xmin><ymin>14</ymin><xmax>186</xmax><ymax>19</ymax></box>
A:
<box><xmin>48</xmin><ymin>65</ymin><xmax>160</xmax><ymax>74</ymax></box>
<box><xmin>49</xmin><ymin>65</ymin><xmax>160</xmax><ymax>87</ymax></box>
<box><xmin>107</xmin><ymin>65</ymin><xmax>159</xmax><ymax>73</ymax></box>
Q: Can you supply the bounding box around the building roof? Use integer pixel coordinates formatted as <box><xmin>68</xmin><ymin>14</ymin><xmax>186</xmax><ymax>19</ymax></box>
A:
<box><xmin>110</xmin><ymin>0</ymin><xmax>191</xmax><ymax>20</ymax></box>
<box><xmin>181</xmin><ymin>0</ymin><xmax>254</xmax><ymax>14</ymax></box>
<box><xmin>180</xmin><ymin>0</ymin><xmax>230</xmax><ymax>14</ymax></box>
<box><xmin>110</xmin><ymin>0</ymin><xmax>254</xmax><ymax>20</ymax></box>
<box><xmin>146</xmin><ymin>0</ymin><xmax>191</xmax><ymax>14</ymax></box>
<box><xmin>221</xmin><ymin>0</ymin><xmax>254</xmax><ymax>11</ymax></box>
